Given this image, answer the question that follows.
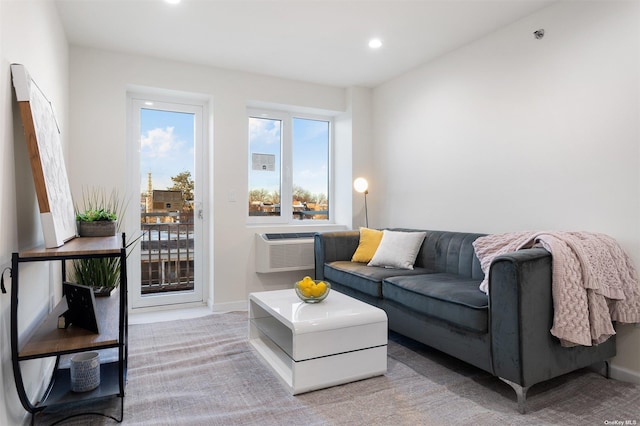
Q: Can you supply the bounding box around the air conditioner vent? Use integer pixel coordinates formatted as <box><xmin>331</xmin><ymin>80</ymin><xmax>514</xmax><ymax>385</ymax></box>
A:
<box><xmin>255</xmin><ymin>233</ymin><xmax>315</xmax><ymax>273</ymax></box>
<box><xmin>263</xmin><ymin>232</ymin><xmax>316</xmax><ymax>240</ymax></box>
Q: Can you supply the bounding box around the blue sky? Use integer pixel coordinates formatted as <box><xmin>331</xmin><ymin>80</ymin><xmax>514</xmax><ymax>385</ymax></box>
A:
<box><xmin>249</xmin><ymin>117</ymin><xmax>328</xmax><ymax>197</ymax></box>
<box><xmin>292</xmin><ymin>117</ymin><xmax>329</xmax><ymax>197</ymax></box>
<box><xmin>140</xmin><ymin>108</ymin><xmax>194</xmax><ymax>193</ymax></box>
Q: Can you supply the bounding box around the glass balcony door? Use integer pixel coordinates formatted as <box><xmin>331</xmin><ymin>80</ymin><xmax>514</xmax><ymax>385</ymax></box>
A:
<box><xmin>128</xmin><ymin>96</ymin><xmax>206</xmax><ymax>308</ymax></box>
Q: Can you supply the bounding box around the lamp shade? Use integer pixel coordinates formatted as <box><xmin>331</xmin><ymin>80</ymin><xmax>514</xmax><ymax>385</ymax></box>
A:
<box><xmin>353</xmin><ymin>177</ymin><xmax>369</xmax><ymax>194</ymax></box>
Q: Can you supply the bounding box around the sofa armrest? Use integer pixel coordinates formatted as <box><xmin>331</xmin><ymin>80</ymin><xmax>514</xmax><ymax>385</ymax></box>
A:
<box><xmin>314</xmin><ymin>231</ymin><xmax>360</xmax><ymax>280</ymax></box>
<box><xmin>488</xmin><ymin>247</ymin><xmax>616</xmax><ymax>388</ymax></box>
<box><xmin>489</xmin><ymin>248</ymin><xmax>554</xmax><ymax>385</ymax></box>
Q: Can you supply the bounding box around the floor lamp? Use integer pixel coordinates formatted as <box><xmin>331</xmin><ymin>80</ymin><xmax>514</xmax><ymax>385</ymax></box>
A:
<box><xmin>353</xmin><ymin>177</ymin><xmax>369</xmax><ymax>228</ymax></box>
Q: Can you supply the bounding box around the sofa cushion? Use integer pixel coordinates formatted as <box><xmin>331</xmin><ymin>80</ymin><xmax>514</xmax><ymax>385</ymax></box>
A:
<box><xmin>368</xmin><ymin>230</ymin><xmax>427</xmax><ymax>270</ymax></box>
<box><xmin>351</xmin><ymin>227</ymin><xmax>383</xmax><ymax>263</ymax></box>
<box><xmin>324</xmin><ymin>261</ymin><xmax>431</xmax><ymax>298</ymax></box>
<box><xmin>391</xmin><ymin>229</ymin><xmax>485</xmax><ymax>279</ymax></box>
<box><xmin>382</xmin><ymin>273</ymin><xmax>488</xmax><ymax>333</ymax></box>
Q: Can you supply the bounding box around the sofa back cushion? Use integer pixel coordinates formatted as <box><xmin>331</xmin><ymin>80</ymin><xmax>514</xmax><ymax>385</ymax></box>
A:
<box><xmin>368</xmin><ymin>230</ymin><xmax>426</xmax><ymax>269</ymax></box>
<box><xmin>390</xmin><ymin>229</ymin><xmax>485</xmax><ymax>280</ymax></box>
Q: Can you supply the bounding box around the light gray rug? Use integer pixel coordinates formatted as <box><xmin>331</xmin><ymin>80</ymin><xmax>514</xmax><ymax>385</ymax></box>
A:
<box><xmin>37</xmin><ymin>311</ymin><xmax>640</xmax><ymax>425</ymax></box>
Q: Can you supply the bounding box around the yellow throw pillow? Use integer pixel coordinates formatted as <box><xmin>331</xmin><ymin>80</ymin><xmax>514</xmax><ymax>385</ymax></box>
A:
<box><xmin>351</xmin><ymin>227</ymin><xmax>383</xmax><ymax>263</ymax></box>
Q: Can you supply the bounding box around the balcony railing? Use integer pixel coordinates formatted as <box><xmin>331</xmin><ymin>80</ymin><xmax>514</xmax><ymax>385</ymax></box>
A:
<box><xmin>140</xmin><ymin>212</ymin><xmax>194</xmax><ymax>294</ymax></box>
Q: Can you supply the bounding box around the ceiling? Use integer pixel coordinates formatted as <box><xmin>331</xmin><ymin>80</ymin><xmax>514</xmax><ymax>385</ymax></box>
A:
<box><xmin>55</xmin><ymin>0</ymin><xmax>558</xmax><ymax>88</ymax></box>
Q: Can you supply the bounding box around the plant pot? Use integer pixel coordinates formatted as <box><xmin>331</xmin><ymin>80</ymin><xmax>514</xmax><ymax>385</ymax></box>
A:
<box><xmin>78</xmin><ymin>220</ymin><xmax>117</xmax><ymax>237</ymax></box>
<box><xmin>92</xmin><ymin>286</ymin><xmax>115</xmax><ymax>297</ymax></box>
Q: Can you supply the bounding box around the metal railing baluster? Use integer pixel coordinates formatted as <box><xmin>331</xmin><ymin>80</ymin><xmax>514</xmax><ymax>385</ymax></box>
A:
<box><xmin>140</xmin><ymin>212</ymin><xmax>195</xmax><ymax>294</ymax></box>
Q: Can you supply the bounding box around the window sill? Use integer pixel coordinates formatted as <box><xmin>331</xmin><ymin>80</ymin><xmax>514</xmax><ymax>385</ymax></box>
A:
<box><xmin>246</xmin><ymin>223</ymin><xmax>349</xmax><ymax>233</ymax></box>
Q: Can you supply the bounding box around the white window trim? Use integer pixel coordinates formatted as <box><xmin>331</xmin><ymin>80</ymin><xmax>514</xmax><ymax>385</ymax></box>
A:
<box><xmin>247</xmin><ymin>108</ymin><xmax>333</xmax><ymax>225</ymax></box>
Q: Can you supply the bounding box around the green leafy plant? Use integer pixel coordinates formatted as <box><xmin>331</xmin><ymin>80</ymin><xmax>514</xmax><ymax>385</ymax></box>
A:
<box><xmin>72</xmin><ymin>187</ymin><xmax>137</xmax><ymax>293</ymax></box>
<box><xmin>75</xmin><ymin>187</ymin><xmax>124</xmax><ymax>225</ymax></box>
<box><xmin>76</xmin><ymin>208</ymin><xmax>117</xmax><ymax>222</ymax></box>
<box><xmin>71</xmin><ymin>257</ymin><xmax>121</xmax><ymax>293</ymax></box>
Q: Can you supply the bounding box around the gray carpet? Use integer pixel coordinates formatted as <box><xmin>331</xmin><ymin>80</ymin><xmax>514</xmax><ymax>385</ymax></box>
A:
<box><xmin>37</xmin><ymin>311</ymin><xmax>640</xmax><ymax>425</ymax></box>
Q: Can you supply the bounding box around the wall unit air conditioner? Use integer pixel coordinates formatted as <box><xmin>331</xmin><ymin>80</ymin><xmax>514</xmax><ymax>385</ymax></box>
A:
<box><xmin>255</xmin><ymin>233</ymin><xmax>315</xmax><ymax>273</ymax></box>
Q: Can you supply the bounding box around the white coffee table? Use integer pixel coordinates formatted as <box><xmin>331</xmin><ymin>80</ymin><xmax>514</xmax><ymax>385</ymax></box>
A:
<box><xmin>248</xmin><ymin>289</ymin><xmax>387</xmax><ymax>395</ymax></box>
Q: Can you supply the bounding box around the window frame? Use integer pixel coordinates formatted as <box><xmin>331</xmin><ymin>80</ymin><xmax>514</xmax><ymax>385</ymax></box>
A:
<box><xmin>247</xmin><ymin>108</ymin><xmax>333</xmax><ymax>225</ymax></box>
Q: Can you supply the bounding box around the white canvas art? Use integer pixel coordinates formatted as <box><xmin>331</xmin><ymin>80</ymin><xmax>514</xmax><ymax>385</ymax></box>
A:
<box><xmin>12</xmin><ymin>64</ymin><xmax>76</xmax><ymax>248</ymax></box>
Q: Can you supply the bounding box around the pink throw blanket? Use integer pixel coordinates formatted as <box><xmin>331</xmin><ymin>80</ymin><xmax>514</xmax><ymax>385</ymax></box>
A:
<box><xmin>473</xmin><ymin>231</ymin><xmax>640</xmax><ymax>347</ymax></box>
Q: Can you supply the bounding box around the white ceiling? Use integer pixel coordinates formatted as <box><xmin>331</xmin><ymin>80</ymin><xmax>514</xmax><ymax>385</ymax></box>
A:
<box><xmin>55</xmin><ymin>0</ymin><xmax>558</xmax><ymax>88</ymax></box>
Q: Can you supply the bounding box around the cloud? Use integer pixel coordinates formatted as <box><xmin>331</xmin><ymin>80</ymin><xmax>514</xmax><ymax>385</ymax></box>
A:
<box><xmin>141</xmin><ymin>126</ymin><xmax>185</xmax><ymax>158</ymax></box>
<box><xmin>295</xmin><ymin>165</ymin><xmax>328</xmax><ymax>195</ymax></box>
<box><xmin>140</xmin><ymin>126</ymin><xmax>193</xmax><ymax>192</ymax></box>
<box><xmin>249</xmin><ymin>117</ymin><xmax>281</xmax><ymax>145</ymax></box>
<box><xmin>297</xmin><ymin>165</ymin><xmax>327</xmax><ymax>180</ymax></box>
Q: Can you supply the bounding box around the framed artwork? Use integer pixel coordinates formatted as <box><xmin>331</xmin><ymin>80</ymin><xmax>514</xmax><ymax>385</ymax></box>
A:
<box><xmin>11</xmin><ymin>64</ymin><xmax>76</xmax><ymax>248</ymax></box>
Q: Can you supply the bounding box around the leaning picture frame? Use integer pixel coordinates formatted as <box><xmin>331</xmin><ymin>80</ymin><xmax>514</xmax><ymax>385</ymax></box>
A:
<box><xmin>11</xmin><ymin>63</ymin><xmax>76</xmax><ymax>248</ymax></box>
<box><xmin>63</xmin><ymin>282</ymin><xmax>100</xmax><ymax>334</ymax></box>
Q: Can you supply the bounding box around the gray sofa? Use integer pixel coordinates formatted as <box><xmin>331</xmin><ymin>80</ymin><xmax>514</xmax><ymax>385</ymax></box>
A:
<box><xmin>314</xmin><ymin>229</ymin><xmax>616</xmax><ymax>413</ymax></box>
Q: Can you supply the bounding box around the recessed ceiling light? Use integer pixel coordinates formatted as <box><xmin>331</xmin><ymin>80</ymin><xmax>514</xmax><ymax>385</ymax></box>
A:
<box><xmin>368</xmin><ymin>38</ymin><xmax>382</xmax><ymax>49</ymax></box>
<box><xmin>165</xmin><ymin>0</ymin><xmax>181</xmax><ymax>4</ymax></box>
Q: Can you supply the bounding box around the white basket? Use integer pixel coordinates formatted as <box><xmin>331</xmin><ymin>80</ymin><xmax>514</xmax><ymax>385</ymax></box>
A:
<box><xmin>70</xmin><ymin>352</ymin><xmax>100</xmax><ymax>392</ymax></box>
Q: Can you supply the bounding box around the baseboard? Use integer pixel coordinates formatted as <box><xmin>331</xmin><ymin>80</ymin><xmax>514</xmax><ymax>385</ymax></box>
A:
<box><xmin>130</xmin><ymin>300</ymin><xmax>207</xmax><ymax>314</ymax></box>
<box><xmin>610</xmin><ymin>364</ymin><xmax>640</xmax><ymax>385</ymax></box>
<box><xmin>209</xmin><ymin>299</ymin><xmax>247</xmax><ymax>312</ymax></box>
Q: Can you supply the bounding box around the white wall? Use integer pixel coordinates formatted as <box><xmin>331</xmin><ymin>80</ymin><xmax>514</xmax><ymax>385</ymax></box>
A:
<box><xmin>373</xmin><ymin>1</ymin><xmax>640</xmax><ymax>381</ymax></box>
<box><xmin>349</xmin><ymin>87</ymin><xmax>374</xmax><ymax>228</ymax></box>
<box><xmin>67</xmin><ymin>47</ymin><xmax>354</xmax><ymax>311</ymax></box>
<box><xmin>0</xmin><ymin>1</ymin><xmax>69</xmax><ymax>423</ymax></box>
<box><xmin>334</xmin><ymin>87</ymin><xmax>374</xmax><ymax>229</ymax></box>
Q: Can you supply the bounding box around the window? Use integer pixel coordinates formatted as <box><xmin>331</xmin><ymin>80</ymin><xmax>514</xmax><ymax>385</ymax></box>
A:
<box><xmin>248</xmin><ymin>110</ymin><xmax>331</xmax><ymax>222</ymax></box>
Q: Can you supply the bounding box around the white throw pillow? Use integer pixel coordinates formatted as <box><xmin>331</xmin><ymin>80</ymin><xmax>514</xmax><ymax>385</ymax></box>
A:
<box><xmin>368</xmin><ymin>230</ymin><xmax>427</xmax><ymax>270</ymax></box>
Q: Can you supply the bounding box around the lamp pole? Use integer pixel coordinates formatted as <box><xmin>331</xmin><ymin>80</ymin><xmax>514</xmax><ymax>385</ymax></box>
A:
<box><xmin>353</xmin><ymin>177</ymin><xmax>369</xmax><ymax>228</ymax></box>
<box><xmin>363</xmin><ymin>189</ymin><xmax>369</xmax><ymax>228</ymax></box>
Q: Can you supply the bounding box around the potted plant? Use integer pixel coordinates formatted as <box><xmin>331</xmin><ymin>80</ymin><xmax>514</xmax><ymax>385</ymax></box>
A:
<box><xmin>76</xmin><ymin>188</ymin><xmax>122</xmax><ymax>237</ymax></box>
<box><xmin>71</xmin><ymin>256</ymin><xmax>121</xmax><ymax>296</ymax></box>
<box><xmin>77</xmin><ymin>208</ymin><xmax>117</xmax><ymax>237</ymax></box>
<box><xmin>72</xmin><ymin>187</ymin><xmax>132</xmax><ymax>296</ymax></box>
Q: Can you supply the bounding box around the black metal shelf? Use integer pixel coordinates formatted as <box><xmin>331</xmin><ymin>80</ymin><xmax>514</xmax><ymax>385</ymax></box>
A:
<box><xmin>11</xmin><ymin>234</ymin><xmax>128</xmax><ymax>425</ymax></box>
<box><xmin>39</xmin><ymin>362</ymin><xmax>123</xmax><ymax>407</ymax></box>
<box><xmin>18</xmin><ymin>289</ymin><xmax>121</xmax><ymax>360</ymax></box>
